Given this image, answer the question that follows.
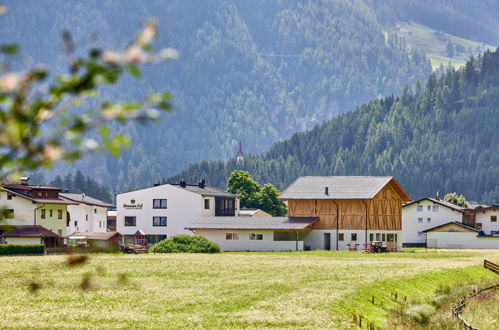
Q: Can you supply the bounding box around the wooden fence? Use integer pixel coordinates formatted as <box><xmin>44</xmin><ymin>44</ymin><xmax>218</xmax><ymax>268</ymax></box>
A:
<box><xmin>451</xmin><ymin>259</ymin><xmax>499</xmax><ymax>329</ymax></box>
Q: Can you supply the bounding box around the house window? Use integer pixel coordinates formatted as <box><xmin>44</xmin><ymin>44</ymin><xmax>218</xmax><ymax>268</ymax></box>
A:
<box><xmin>125</xmin><ymin>216</ymin><xmax>136</xmax><ymax>226</ymax></box>
<box><xmin>433</xmin><ymin>206</ymin><xmax>439</xmax><ymax>212</ymax></box>
<box><xmin>427</xmin><ymin>205</ymin><xmax>431</xmax><ymax>211</ymax></box>
<box><xmin>376</xmin><ymin>233</ymin><xmax>381</xmax><ymax>241</ymax></box>
<box><xmin>94</xmin><ymin>208</ymin><xmax>97</xmax><ymax>214</ymax></box>
<box><xmin>153</xmin><ymin>199</ymin><xmax>167</xmax><ymax>209</ymax></box>
<box><xmin>418</xmin><ymin>218</ymin><xmax>423</xmax><ymax>223</ymax></box>
<box><xmin>491</xmin><ymin>216</ymin><xmax>497</xmax><ymax>222</ymax></box>
<box><xmin>226</xmin><ymin>233</ymin><xmax>239</xmax><ymax>240</ymax></box>
<box><xmin>58</xmin><ymin>229</ymin><xmax>62</xmax><ymax>236</ymax></box>
<box><xmin>58</xmin><ymin>210</ymin><xmax>63</xmax><ymax>219</ymax></box>
<box><xmin>5</xmin><ymin>209</ymin><xmax>14</xmax><ymax>219</ymax></box>
<box><xmin>418</xmin><ymin>232</ymin><xmax>424</xmax><ymax>237</ymax></box>
<box><xmin>49</xmin><ymin>209</ymin><xmax>53</xmax><ymax>217</ymax></box>
<box><xmin>41</xmin><ymin>209</ymin><xmax>46</xmax><ymax>219</ymax></box>
<box><xmin>369</xmin><ymin>233</ymin><xmax>374</xmax><ymax>241</ymax></box>
<box><xmin>86</xmin><ymin>214</ymin><xmax>88</xmax><ymax>221</ymax></box>
<box><xmin>7</xmin><ymin>194</ymin><xmax>12</xmax><ymax>200</ymax></box>
<box><xmin>382</xmin><ymin>234</ymin><xmax>386</xmax><ymax>241</ymax></box>
<box><xmin>249</xmin><ymin>233</ymin><xmax>263</xmax><ymax>240</ymax></box>
<box><xmin>476</xmin><ymin>223</ymin><xmax>483</xmax><ymax>230</ymax></box>
<box><xmin>204</xmin><ymin>199</ymin><xmax>210</xmax><ymax>209</ymax></box>
<box><xmin>417</xmin><ymin>205</ymin><xmax>423</xmax><ymax>212</ymax></box>
<box><xmin>75</xmin><ymin>221</ymin><xmax>78</xmax><ymax>227</ymax></box>
<box><xmin>427</xmin><ymin>218</ymin><xmax>431</xmax><ymax>223</ymax></box>
<box><xmin>351</xmin><ymin>233</ymin><xmax>357</xmax><ymax>241</ymax></box>
<box><xmin>153</xmin><ymin>216</ymin><xmax>167</xmax><ymax>226</ymax></box>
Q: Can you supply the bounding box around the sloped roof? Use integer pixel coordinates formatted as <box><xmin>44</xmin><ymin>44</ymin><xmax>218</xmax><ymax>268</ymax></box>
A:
<box><xmin>170</xmin><ymin>184</ymin><xmax>237</xmax><ymax>198</ymax></box>
<box><xmin>403</xmin><ymin>197</ymin><xmax>464</xmax><ymax>212</ymax></box>
<box><xmin>68</xmin><ymin>231</ymin><xmax>120</xmax><ymax>240</ymax></box>
<box><xmin>1</xmin><ymin>187</ymin><xmax>77</xmax><ymax>205</ymax></box>
<box><xmin>279</xmin><ymin>176</ymin><xmax>411</xmax><ymax>201</ymax></box>
<box><xmin>186</xmin><ymin>216</ymin><xmax>318</xmax><ymax>231</ymax></box>
<box><xmin>423</xmin><ymin>221</ymin><xmax>479</xmax><ymax>233</ymax></box>
<box><xmin>2</xmin><ymin>225</ymin><xmax>60</xmax><ymax>238</ymax></box>
<box><xmin>60</xmin><ymin>193</ymin><xmax>115</xmax><ymax>208</ymax></box>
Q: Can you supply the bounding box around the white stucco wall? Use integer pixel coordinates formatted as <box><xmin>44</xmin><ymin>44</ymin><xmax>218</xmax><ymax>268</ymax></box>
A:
<box><xmin>67</xmin><ymin>203</ymin><xmax>108</xmax><ymax>235</ymax></box>
<box><xmin>474</xmin><ymin>209</ymin><xmax>499</xmax><ymax>235</ymax></box>
<box><xmin>0</xmin><ymin>190</ymin><xmax>67</xmax><ymax>236</ymax></box>
<box><xmin>303</xmin><ymin>230</ymin><xmax>402</xmax><ymax>251</ymax></box>
<box><xmin>195</xmin><ymin>230</ymin><xmax>303</xmax><ymax>251</ymax></box>
<box><xmin>117</xmin><ymin>184</ymin><xmax>241</xmax><ymax>240</ymax></box>
<box><xmin>402</xmin><ymin>200</ymin><xmax>462</xmax><ymax>244</ymax></box>
<box><xmin>426</xmin><ymin>232</ymin><xmax>499</xmax><ymax>249</ymax></box>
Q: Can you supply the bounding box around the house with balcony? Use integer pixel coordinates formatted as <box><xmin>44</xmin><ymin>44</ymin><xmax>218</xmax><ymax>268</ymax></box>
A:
<box><xmin>116</xmin><ymin>180</ymin><xmax>239</xmax><ymax>245</ymax></box>
<box><xmin>0</xmin><ymin>178</ymin><xmax>75</xmax><ymax>247</ymax></box>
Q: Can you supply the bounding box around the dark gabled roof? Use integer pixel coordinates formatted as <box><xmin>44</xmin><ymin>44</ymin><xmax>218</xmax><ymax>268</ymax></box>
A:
<box><xmin>2</xmin><ymin>225</ymin><xmax>61</xmax><ymax>238</ymax></box>
<box><xmin>185</xmin><ymin>216</ymin><xmax>318</xmax><ymax>231</ymax></box>
<box><xmin>1</xmin><ymin>187</ymin><xmax>78</xmax><ymax>205</ymax></box>
<box><xmin>2</xmin><ymin>183</ymin><xmax>61</xmax><ymax>191</ymax></box>
<box><xmin>279</xmin><ymin>176</ymin><xmax>411</xmax><ymax>201</ymax></box>
<box><xmin>170</xmin><ymin>184</ymin><xmax>237</xmax><ymax>198</ymax></box>
<box><xmin>60</xmin><ymin>193</ymin><xmax>115</xmax><ymax>208</ymax></box>
<box><xmin>423</xmin><ymin>221</ymin><xmax>479</xmax><ymax>233</ymax></box>
<box><xmin>403</xmin><ymin>197</ymin><xmax>464</xmax><ymax>212</ymax></box>
<box><xmin>465</xmin><ymin>204</ymin><xmax>499</xmax><ymax>214</ymax></box>
<box><xmin>67</xmin><ymin>231</ymin><xmax>120</xmax><ymax>240</ymax></box>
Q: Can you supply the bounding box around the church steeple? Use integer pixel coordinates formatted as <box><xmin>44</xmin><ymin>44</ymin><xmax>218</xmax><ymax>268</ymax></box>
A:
<box><xmin>236</xmin><ymin>141</ymin><xmax>244</xmax><ymax>163</ymax></box>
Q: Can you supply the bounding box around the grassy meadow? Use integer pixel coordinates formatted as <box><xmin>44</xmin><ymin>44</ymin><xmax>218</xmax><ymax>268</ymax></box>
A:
<box><xmin>394</xmin><ymin>22</ymin><xmax>496</xmax><ymax>70</ymax></box>
<box><xmin>0</xmin><ymin>249</ymin><xmax>498</xmax><ymax>329</ymax></box>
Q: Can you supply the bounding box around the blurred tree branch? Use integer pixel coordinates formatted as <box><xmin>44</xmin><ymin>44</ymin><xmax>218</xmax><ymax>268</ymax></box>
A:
<box><xmin>0</xmin><ymin>16</ymin><xmax>177</xmax><ymax>182</ymax></box>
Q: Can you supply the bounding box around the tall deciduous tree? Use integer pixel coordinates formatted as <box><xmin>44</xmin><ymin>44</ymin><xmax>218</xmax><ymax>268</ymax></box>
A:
<box><xmin>226</xmin><ymin>170</ymin><xmax>286</xmax><ymax>216</ymax></box>
<box><xmin>444</xmin><ymin>192</ymin><xmax>470</xmax><ymax>208</ymax></box>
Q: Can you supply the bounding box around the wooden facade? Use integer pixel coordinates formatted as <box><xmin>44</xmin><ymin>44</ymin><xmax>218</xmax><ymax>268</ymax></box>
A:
<box><xmin>287</xmin><ymin>180</ymin><xmax>405</xmax><ymax>231</ymax></box>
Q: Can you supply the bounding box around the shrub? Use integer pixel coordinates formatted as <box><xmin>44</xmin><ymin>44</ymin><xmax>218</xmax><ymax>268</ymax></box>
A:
<box><xmin>149</xmin><ymin>235</ymin><xmax>220</xmax><ymax>254</ymax></box>
<box><xmin>0</xmin><ymin>244</ymin><xmax>45</xmax><ymax>255</ymax></box>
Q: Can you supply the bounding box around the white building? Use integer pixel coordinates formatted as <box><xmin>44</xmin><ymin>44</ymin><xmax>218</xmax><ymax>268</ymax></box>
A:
<box><xmin>424</xmin><ymin>222</ymin><xmax>499</xmax><ymax>249</ymax></box>
<box><xmin>60</xmin><ymin>193</ymin><xmax>115</xmax><ymax>235</ymax></box>
<box><xmin>116</xmin><ymin>181</ymin><xmax>239</xmax><ymax>245</ymax></box>
<box><xmin>0</xmin><ymin>179</ymin><xmax>74</xmax><ymax>247</ymax></box>
<box><xmin>186</xmin><ymin>217</ymin><xmax>317</xmax><ymax>251</ymax></box>
<box><xmin>402</xmin><ymin>197</ymin><xmax>464</xmax><ymax>247</ymax></box>
<box><xmin>464</xmin><ymin>205</ymin><xmax>499</xmax><ymax>235</ymax></box>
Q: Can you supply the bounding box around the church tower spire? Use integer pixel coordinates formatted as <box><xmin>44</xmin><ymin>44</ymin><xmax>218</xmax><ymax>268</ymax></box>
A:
<box><xmin>236</xmin><ymin>141</ymin><xmax>244</xmax><ymax>163</ymax></box>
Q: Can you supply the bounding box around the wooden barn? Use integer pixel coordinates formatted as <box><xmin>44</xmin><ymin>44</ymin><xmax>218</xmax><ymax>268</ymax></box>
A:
<box><xmin>279</xmin><ymin>176</ymin><xmax>411</xmax><ymax>251</ymax></box>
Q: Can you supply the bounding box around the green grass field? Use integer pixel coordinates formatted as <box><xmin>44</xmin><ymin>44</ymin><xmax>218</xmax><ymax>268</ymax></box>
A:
<box><xmin>394</xmin><ymin>22</ymin><xmax>496</xmax><ymax>70</ymax></box>
<box><xmin>0</xmin><ymin>249</ymin><xmax>498</xmax><ymax>329</ymax></box>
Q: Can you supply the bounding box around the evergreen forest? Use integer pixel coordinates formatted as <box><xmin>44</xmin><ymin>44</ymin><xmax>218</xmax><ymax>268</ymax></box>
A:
<box><xmin>170</xmin><ymin>49</ymin><xmax>499</xmax><ymax>204</ymax></box>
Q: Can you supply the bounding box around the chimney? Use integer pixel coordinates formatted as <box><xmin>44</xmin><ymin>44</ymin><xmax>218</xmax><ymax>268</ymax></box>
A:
<box><xmin>82</xmin><ymin>193</ymin><xmax>85</xmax><ymax>199</ymax></box>
<box><xmin>436</xmin><ymin>191</ymin><xmax>440</xmax><ymax>200</ymax></box>
<box><xmin>20</xmin><ymin>177</ymin><xmax>29</xmax><ymax>185</ymax></box>
<box><xmin>325</xmin><ymin>187</ymin><xmax>329</xmax><ymax>196</ymax></box>
<box><xmin>179</xmin><ymin>180</ymin><xmax>186</xmax><ymax>188</ymax></box>
<box><xmin>198</xmin><ymin>179</ymin><xmax>205</xmax><ymax>188</ymax></box>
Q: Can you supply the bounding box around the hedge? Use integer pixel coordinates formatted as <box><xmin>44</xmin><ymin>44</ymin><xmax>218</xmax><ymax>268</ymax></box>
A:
<box><xmin>0</xmin><ymin>244</ymin><xmax>45</xmax><ymax>255</ymax></box>
<box><xmin>149</xmin><ymin>235</ymin><xmax>220</xmax><ymax>253</ymax></box>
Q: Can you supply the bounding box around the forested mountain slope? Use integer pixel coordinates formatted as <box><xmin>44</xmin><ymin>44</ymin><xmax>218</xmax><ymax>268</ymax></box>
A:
<box><xmin>1</xmin><ymin>0</ymin><xmax>431</xmax><ymax>190</ymax></box>
<box><xmin>170</xmin><ymin>49</ymin><xmax>499</xmax><ymax>204</ymax></box>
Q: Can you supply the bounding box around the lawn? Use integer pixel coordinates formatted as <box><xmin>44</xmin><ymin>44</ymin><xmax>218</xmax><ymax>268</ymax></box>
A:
<box><xmin>0</xmin><ymin>249</ymin><xmax>498</xmax><ymax>329</ymax></box>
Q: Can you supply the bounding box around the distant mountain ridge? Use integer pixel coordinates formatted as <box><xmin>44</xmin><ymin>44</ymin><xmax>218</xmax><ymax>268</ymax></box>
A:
<box><xmin>170</xmin><ymin>48</ymin><xmax>499</xmax><ymax>205</ymax></box>
<box><xmin>2</xmin><ymin>0</ymin><xmax>497</xmax><ymax>193</ymax></box>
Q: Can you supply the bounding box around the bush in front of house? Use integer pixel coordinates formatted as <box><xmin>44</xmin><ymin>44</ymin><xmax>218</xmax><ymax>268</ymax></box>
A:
<box><xmin>149</xmin><ymin>235</ymin><xmax>220</xmax><ymax>254</ymax></box>
<box><xmin>0</xmin><ymin>244</ymin><xmax>45</xmax><ymax>255</ymax></box>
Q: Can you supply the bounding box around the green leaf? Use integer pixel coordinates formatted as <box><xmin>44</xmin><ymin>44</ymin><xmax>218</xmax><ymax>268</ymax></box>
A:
<box><xmin>126</xmin><ymin>65</ymin><xmax>142</xmax><ymax>78</ymax></box>
<box><xmin>0</xmin><ymin>44</ymin><xmax>19</xmax><ymax>55</ymax></box>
